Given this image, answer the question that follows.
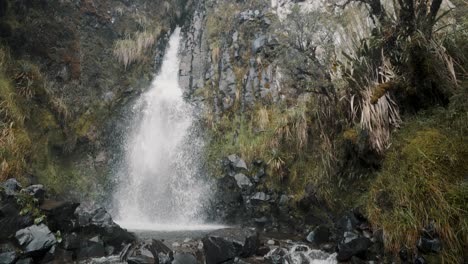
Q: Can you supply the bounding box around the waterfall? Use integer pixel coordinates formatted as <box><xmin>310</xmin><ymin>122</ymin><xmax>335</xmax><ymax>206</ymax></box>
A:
<box><xmin>113</xmin><ymin>28</ymin><xmax>213</xmax><ymax>231</ymax></box>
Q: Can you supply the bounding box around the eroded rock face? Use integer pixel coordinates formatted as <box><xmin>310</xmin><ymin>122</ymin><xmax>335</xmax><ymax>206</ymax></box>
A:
<box><xmin>179</xmin><ymin>1</ymin><xmax>281</xmax><ymax>115</ymax></box>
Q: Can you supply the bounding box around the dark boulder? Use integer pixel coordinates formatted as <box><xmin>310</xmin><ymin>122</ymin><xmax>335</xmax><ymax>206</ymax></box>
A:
<box><xmin>336</xmin><ymin>237</ymin><xmax>372</xmax><ymax>262</ymax></box>
<box><xmin>202</xmin><ymin>228</ymin><xmax>259</xmax><ymax>264</ymax></box>
<box><xmin>306</xmin><ymin>225</ymin><xmax>330</xmax><ymax>245</ymax></box>
<box><xmin>211</xmin><ymin>176</ymin><xmax>243</xmax><ymax>223</ymax></box>
<box><xmin>0</xmin><ymin>200</ymin><xmax>33</xmax><ymax>238</ymax></box>
<box><xmin>59</xmin><ymin>232</ymin><xmax>80</xmax><ymax>250</ymax></box>
<box><xmin>76</xmin><ymin>240</ymin><xmax>106</xmax><ymax>260</ymax></box>
<box><xmin>40</xmin><ymin>199</ymin><xmax>79</xmax><ymax>232</ymax></box>
<box><xmin>15</xmin><ymin>224</ymin><xmax>57</xmax><ymax>257</ymax></box>
<box><xmin>417</xmin><ymin>237</ymin><xmax>442</xmax><ymax>254</ymax></box>
<box><xmin>336</xmin><ymin>212</ymin><xmax>361</xmax><ymax>235</ymax></box>
<box><xmin>75</xmin><ymin>205</ymin><xmax>136</xmax><ymax>249</ymax></box>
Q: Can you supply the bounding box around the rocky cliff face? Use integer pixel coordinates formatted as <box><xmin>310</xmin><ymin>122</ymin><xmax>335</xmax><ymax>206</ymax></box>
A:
<box><xmin>179</xmin><ymin>0</ymin><xmax>282</xmax><ymax>117</ymax></box>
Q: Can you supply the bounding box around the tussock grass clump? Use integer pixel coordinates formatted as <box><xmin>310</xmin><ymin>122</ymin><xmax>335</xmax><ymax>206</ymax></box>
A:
<box><xmin>113</xmin><ymin>28</ymin><xmax>160</xmax><ymax>69</ymax></box>
<box><xmin>13</xmin><ymin>60</ymin><xmax>44</xmax><ymax>100</ymax></box>
<box><xmin>367</xmin><ymin>117</ymin><xmax>468</xmax><ymax>263</ymax></box>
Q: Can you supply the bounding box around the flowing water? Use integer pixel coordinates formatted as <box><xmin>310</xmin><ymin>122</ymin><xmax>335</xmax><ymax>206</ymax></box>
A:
<box><xmin>109</xmin><ymin>28</ymin><xmax>337</xmax><ymax>264</ymax></box>
<box><xmin>113</xmin><ymin>28</ymin><xmax>218</xmax><ymax>231</ymax></box>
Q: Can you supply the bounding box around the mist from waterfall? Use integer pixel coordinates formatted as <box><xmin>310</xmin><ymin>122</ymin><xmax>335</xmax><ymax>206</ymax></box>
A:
<box><xmin>113</xmin><ymin>28</ymin><xmax>214</xmax><ymax>231</ymax></box>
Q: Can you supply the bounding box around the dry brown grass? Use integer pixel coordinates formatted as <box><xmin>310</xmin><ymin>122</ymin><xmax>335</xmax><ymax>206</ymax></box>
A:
<box><xmin>113</xmin><ymin>29</ymin><xmax>159</xmax><ymax>69</ymax></box>
<box><xmin>367</xmin><ymin>126</ymin><xmax>468</xmax><ymax>263</ymax></box>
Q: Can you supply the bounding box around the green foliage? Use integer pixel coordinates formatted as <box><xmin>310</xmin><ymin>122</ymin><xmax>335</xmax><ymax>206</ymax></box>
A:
<box><xmin>16</xmin><ymin>192</ymin><xmax>46</xmax><ymax>223</ymax></box>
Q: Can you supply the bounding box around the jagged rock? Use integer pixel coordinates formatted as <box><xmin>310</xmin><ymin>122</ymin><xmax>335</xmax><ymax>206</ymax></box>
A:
<box><xmin>233</xmin><ymin>173</ymin><xmax>253</xmax><ymax>189</ymax></box>
<box><xmin>172</xmin><ymin>252</ymin><xmax>197</xmax><ymax>264</ymax></box>
<box><xmin>336</xmin><ymin>212</ymin><xmax>361</xmax><ymax>235</ymax></box>
<box><xmin>417</xmin><ymin>237</ymin><xmax>442</xmax><ymax>254</ymax></box>
<box><xmin>0</xmin><ymin>200</ymin><xmax>33</xmax><ymax>238</ymax></box>
<box><xmin>121</xmin><ymin>239</ymin><xmax>173</xmax><ymax>264</ymax></box>
<box><xmin>343</xmin><ymin>231</ymin><xmax>359</xmax><ymax>244</ymax></box>
<box><xmin>15</xmin><ymin>224</ymin><xmax>57</xmax><ymax>256</ymax></box>
<box><xmin>250</xmin><ymin>192</ymin><xmax>270</xmax><ymax>203</ymax></box>
<box><xmin>21</xmin><ymin>185</ymin><xmax>45</xmax><ymax>203</ymax></box>
<box><xmin>336</xmin><ymin>237</ymin><xmax>372</xmax><ymax>262</ymax></box>
<box><xmin>2</xmin><ymin>178</ymin><xmax>22</xmax><ymax>196</ymax></box>
<box><xmin>202</xmin><ymin>228</ymin><xmax>259</xmax><ymax>264</ymax></box>
<box><xmin>60</xmin><ymin>233</ymin><xmax>80</xmax><ymax>250</ymax></box>
<box><xmin>306</xmin><ymin>225</ymin><xmax>330</xmax><ymax>245</ymax></box>
<box><xmin>227</xmin><ymin>154</ymin><xmax>248</xmax><ymax>171</ymax></box>
<box><xmin>147</xmin><ymin>239</ymin><xmax>173</xmax><ymax>264</ymax></box>
<box><xmin>75</xmin><ymin>205</ymin><xmax>135</xmax><ymax>249</ymax></box>
<box><xmin>40</xmin><ymin>199</ymin><xmax>79</xmax><ymax>232</ymax></box>
<box><xmin>265</xmin><ymin>247</ymin><xmax>288</xmax><ymax>264</ymax></box>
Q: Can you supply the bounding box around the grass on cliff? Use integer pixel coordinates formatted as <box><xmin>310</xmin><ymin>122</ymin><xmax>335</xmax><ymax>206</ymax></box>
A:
<box><xmin>0</xmin><ymin>47</ymin><xmax>31</xmax><ymax>182</ymax></box>
<box><xmin>367</xmin><ymin>105</ymin><xmax>468</xmax><ymax>263</ymax></box>
<box><xmin>205</xmin><ymin>98</ymin><xmax>339</xmax><ymax>198</ymax></box>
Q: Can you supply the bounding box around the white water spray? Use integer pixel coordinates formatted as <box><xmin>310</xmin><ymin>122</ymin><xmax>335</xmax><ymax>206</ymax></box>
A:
<box><xmin>114</xmin><ymin>28</ymin><xmax>216</xmax><ymax>231</ymax></box>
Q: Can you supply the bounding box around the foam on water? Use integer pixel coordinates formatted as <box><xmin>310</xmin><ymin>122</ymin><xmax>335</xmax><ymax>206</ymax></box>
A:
<box><xmin>115</xmin><ymin>221</ymin><xmax>227</xmax><ymax>232</ymax></box>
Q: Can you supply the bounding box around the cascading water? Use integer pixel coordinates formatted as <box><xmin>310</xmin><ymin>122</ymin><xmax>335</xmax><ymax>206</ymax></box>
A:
<box><xmin>113</xmin><ymin>28</ymin><xmax>215</xmax><ymax>231</ymax></box>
